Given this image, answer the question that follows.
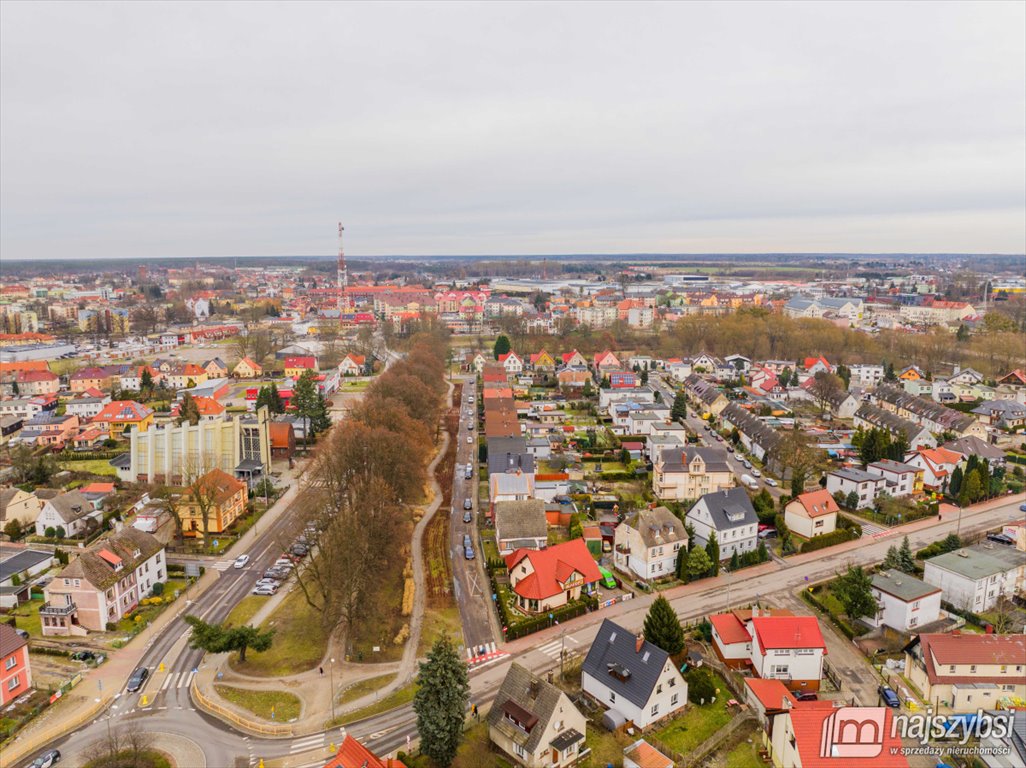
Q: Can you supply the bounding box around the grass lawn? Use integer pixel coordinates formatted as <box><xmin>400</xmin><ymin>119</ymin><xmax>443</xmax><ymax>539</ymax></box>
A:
<box><xmin>338</xmin><ymin>673</ymin><xmax>395</xmax><ymax>705</ymax></box>
<box><xmin>451</xmin><ymin>721</ymin><xmax>513</xmax><ymax>768</ymax></box>
<box><xmin>224</xmin><ymin>594</ymin><xmax>267</xmax><ymax>628</ymax></box>
<box><xmin>7</xmin><ymin>599</ymin><xmax>43</xmax><ymax>637</ymax></box>
<box><xmin>720</xmin><ymin>722</ymin><xmax>764</xmax><ymax>768</ymax></box>
<box><xmin>418</xmin><ymin>606</ymin><xmax>463</xmax><ymax>655</ymax></box>
<box><xmin>59</xmin><ymin>459</ymin><xmax>117</xmax><ymax>476</ymax></box>
<box><xmin>349</xmin><ymin>557</ymin><xmax>406</xmax><ymax>663</ymax></box>
<box><xmin>331</xmin><ymin>681</ymin><xmax>417</xmax><ymax>726</ymax></box>
<box><xmin>581</xmin><ymin>728</ymin><xmax>633</xmax><ymax>767</ymax></box>
<box><xmin>230</xmin><ymin>588</ymin><xmax>329</xmax><ymax>677</ymax></box>
<box><xmin>214</xmin><ymin>685</ymin><xmax>301</xmax><ymax>722</ymax></box>
<box><xmin>653</xmin><ymin>672</ymin><xmax>735</xmax><ymax>754</ymax></box>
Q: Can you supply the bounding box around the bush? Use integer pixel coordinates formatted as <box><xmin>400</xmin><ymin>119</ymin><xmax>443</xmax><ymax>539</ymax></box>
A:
<box><xmin>151</xmin><ymin>582</ymin><xmax>165</xmax><ymax>596</ymax></box>
<box><xmin>687</xmin><ymin>668</ymin><xmax>717</xmax><ymax>704</ymax></box>
<box><xmin>800</xmin><ymin>528</ymin><xmax>859</xmax><ymax>553</ymax></box>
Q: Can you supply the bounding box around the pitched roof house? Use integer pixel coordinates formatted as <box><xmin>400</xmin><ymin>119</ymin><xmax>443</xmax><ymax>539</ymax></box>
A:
<box><xmin>322</xmin><ymin>734</ymin><xmax>407</xmax><ymax>768</ymax></box>
<box><xmin>34</xmin><ymin>490</ymin><xmax>100</xmax><ymax>537</ymax></box>
<box><xmin>783</xmin><ymin>490</ymin><xmax>839</xmax><ymax>540</ymax></box>
<box><xmin>232</xmin><ymin>357</ymin><xmax>263</xmax><ymax>378</ymax></box>
<box><xmin>613</xmin><ymin>506</ymin><xmax>688</xmax><ymax>581</ymax></box>
<box><xmin>686</xmin><ymin>487</ymin><xmax>759</xmax><ymax>559</ymax></box>
<box><xmin>904</xmin><ymin>633</ymin><xmax>1026</xmax><ymax>712</ymax></box>
<box><xmin>504</xmin><ymin>539</ymin><xmax>601</xmax><ymax>614</ymax></box>
<box><xmin>494</xmin><ymin>500</ymin><xmax>548</xmax><ymax>555</ymax></box>
<box><xmin>488</xmin><ymin>663</ymin><xmax>587</xmax><ymax>768</ymax></box>
<box><xmin>652</xmin><ymin>446</ymin><xmax>733</xmax><ymax>501</ymax></box>
<box><xmin>582</xmin><ymin>619</ymin><xmax>688</xmax><ymax>729</ymax></box>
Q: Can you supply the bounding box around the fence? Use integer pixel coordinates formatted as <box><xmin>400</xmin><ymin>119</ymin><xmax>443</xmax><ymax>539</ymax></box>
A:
<box><xmin>192</xmin><ymin>681</ymin><xmax>294</xmax><ymax>738</ymax></box>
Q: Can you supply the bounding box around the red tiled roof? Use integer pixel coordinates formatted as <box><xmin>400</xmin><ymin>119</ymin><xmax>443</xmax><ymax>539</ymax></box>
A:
<box><xmin>916</xmin><ymin>447</ymin><xmax>962</xmax><ymax>468</ymax></box>
<box><xmin>710</xmin><ymin>613</ymin><xmax>750</xmax><ymax>645</ymax></box>
<box><xmin>504</xmin><ymin>539</ymin><xmax>601</xmax><ymax>601</ymax></box>
<box><xmin>750</xmin><ymin>616</ymin><xmax>826</xmax><ymax>655</ymax></box>
<box><xmin>16</xmin><ymin>370</ymin><xmax>58</xmax><ymax>383</ymax></box>
<box><xmin>80</xmin><ymin>482</ymin><xmax>115</xmax><ymax>494</ymax></box>
<box><xmin>323</xmin><ymin>734</ymin><xmax>406</xmax><ymax>768</ymax></box>
<box><xmin>790</xmin><ymin>705</ymin><xmax>908</xmax><ymax>768</ymax></box>
<box><xmin>92</xmin><ymin>400</ymin><xmax>152</xmax><ymax>423</ymax></box>
<box><xmin>790</xmin><ymin>489</ymin><xmax>840</xmax><ymax>519</ymax></box>
<box><xmin>284</xmin><ymin>356</ymin><xmax>317</xmax><ymax>368</ymax></box>
<box><xmin>744</xmin><ymin>678</ymin><xmax>796</xmax><ymax>711</ymax></box>
<box><xmin>0</xmin><ymin>361</ymin><xmax>49</xmax><ymax>374</ymax></box>
<box><xmin>918</xmin><ymin>633</ymin><xmax>1026</xmax><ymax>685</ymax></box>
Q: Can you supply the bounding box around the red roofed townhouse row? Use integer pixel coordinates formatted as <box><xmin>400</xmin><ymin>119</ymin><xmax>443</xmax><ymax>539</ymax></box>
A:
<box><xmin>710</xmin><ymin>609</ymin><xmax>826</xmax><ymax>692</ymax></box>
<box><xmin>905</xmin><ymin>632</ymin><xmax>1026</xmax><ymax>711</ymax></box>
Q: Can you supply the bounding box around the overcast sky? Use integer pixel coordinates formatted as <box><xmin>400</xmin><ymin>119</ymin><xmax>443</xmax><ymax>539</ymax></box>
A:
<box><xmin>2</xmin><ymin>1</ymin><xmax>1024</xmax><ymax>260</ymax></box>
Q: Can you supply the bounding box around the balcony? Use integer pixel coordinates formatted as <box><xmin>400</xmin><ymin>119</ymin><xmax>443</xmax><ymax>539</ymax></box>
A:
<box><xmin>40</xmin><ymin>601</ymin><xmax>78</xmax><ymax>616</ymax></box>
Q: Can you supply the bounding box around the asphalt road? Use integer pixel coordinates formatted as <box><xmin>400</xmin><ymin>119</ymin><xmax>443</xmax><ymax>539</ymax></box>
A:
<box><xmin>449</xmin><ymin>378</ymin><xmax>498</xmax><ymax>661</ymax></box>
<box><xmin>651</xmin><ymin>372</ymin><xmax>784</xmax><ymax>498</ymax></box>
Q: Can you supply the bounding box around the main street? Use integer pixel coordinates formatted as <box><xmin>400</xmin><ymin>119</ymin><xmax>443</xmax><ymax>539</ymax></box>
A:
<box><xmin>449</xmin><ymin>376</ymin><xmax>498</xmax><ymax>663</ymax></box>
<box><xmin>28</xmin><ymin>489</ymin><xmax>1021</xmax><ymax>767</ymax></box>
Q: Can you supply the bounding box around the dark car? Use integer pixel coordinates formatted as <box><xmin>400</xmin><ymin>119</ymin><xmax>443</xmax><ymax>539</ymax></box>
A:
<box><xmin>70</xmin><ymin>650</ymin><xmax>96</xmax><ymax>662</ymax></box>
<box><xmin>463</xmin><ymin>510</ymin><xmax>473</xmax><ymax>523</ymax></box>
<box><xmin>126</xmin><ymin>667</ymin><xmax>149</xmax><ymax>692</ymax></box>
<box><xmin>463</xmin><ymin>534</ymin><xmax>472</xmax><ymax>549</ymax></box>
<box><xmin>30</xmin><ymin>750</ymin><xmax>61</xmax><ymax>768</ymax></box>
<box><xmin>464</xmin><ymin>546</ymin><xmax>475</xmax><ymax>560</ymax></box>
<box><xmin>878</xmin><ymin>685</ymin><xmax>900</xmax><ymax>708</ymax></box>
<box><xmin>986</xmin><ymin>533</ymin><xmax>1014</xmax><ymax>546</ymax></box>
<box><xmin>290</xmin><ymin>544</ymin><xmax>309</xmax><ymax>557</ymax></box>
<box><xmin>796</xmin><ymin>692</ymin><xmax>818</xmax><ymax>702</ymax></box>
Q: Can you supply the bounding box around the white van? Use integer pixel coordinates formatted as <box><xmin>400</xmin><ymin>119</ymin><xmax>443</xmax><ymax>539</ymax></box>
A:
<box><xmin>741</xmin><ymin>474</ymin><xmax>758</xmax><ymax>490</ymax></box>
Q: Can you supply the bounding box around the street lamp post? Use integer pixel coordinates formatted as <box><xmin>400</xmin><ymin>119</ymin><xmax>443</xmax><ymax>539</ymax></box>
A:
<box><xmin>329</xmin><ymin>657</ymin><xmax>336</xmax><ymax>721</ymax></box>
<box><xmin>956</xmin><ymin>503</ymin><xmax>963</xmax><ymax>537</ymax></box>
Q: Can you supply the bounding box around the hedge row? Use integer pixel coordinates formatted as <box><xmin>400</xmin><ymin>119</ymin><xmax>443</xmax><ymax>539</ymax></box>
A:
<box><xmin>55</xmin><ymin>449</ymin><xmax>123</xmax><ymax>462</ymax></box>
<box><xmin>800</xmin><ymin>528</ymin><xmax>860</xmax><ymax>553</ymax></box>
<box><xmin>801</xmin><ymin>588</ymin><xmax>856</xmax><ymax>640</ymax></box>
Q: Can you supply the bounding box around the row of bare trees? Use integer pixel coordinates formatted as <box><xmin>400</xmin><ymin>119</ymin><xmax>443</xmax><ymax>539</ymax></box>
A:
<box><xmin>293</xmin><ymin>328</ymin><xmax>450</xmax><ymax>633</ymax></box>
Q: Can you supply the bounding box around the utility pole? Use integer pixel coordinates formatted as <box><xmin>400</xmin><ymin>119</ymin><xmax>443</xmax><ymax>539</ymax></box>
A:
<box><xmin>337</xmin><ymin>222</ymin><xmax>349</xmax><ymax>313</ymax></box>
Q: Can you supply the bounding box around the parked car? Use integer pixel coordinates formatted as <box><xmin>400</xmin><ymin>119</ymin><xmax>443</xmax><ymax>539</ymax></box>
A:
<box><xmin>758</xmin><ymin>528</ymin><xmax>777</xmax><ymax>540</ymax></box>
<box><xmin>1020</xmin><ymin>503</ymin><xmax>1026</xmax><ymax>512</ymax></box>
<box><xmin>233</xmin><ymin>554</ymin><xmax>250</xmax><ymax>569</ymax></box>
<box><xmin>463</xmin><ymin>534</ymin><xmax>472</xmax><ymax>549</ymax></box>
<box><xmin>741</xmin><ymin>459</ymin><xmax>751</xmax><ymax>469</ymax></box>
<box><xmin>290</xmin><ymin>544</ymin><xmax>309</xmax><ymax>557</ymax></box>
<box><xmin>463</xmin><ymin>509</ymin><xmax>473</xmax><ymax>523</ymax></box>
<box><xmin>467</xmin><ymin>436</ymin><xmax>473</xmax><ymax>444</ymax></box>
<box><xmin>464</xmin><ymin>468</ymin><xmax>473</xmax><ymax>480</ymax></box>
<box><xmin>127</xmin><ymin>667</ymin><xmax>149</xmax><ymax>692</ymax></box>
<box><xmin>703</xmin><ymin>424</ymin><xmax>711</xmax><ymax>431</ymax></box>
<box><xmin>467</xmin><ymin>422</ymin><xmax>473</xmax><ymax>431</ymax></box>
<box><xmin>70</xmin><ymin>650</ymin><xmax>96</xmax><ymax>662</ymax></box>
<box><xmin>764</xmin><ymin>478</ymin><xmax>778</xmax><ymax>487</ymax></box>
<box><xmin>263</xmin><ymin>569</ymin><xmax>286</xmax><ymax>581</ymax></box>
<box><xmin>796</xmin><ymin>692</ymin><xmax>818</xmax><ymax>702</ymax></box>
<box><xmin>255</xmin><ymin>578</ymin><xmax>279</xmax><ymax>588</ymax></box>
<box><xmin>463</xmin><ymin>498</ymin><xmax>473</xmax><ymax>510</ymax></box>
<box><xmin>464</xmin><ymin>546</ymin><xmax>475</xmax><ymax>560</ymax></box>
<box><xmin>878</xmin><ymin>685</ymin><xmax>900</xmax><ymax>708</ymax></box>
<box><xmin>252</xmin><ymin>584</ymin><xmax>277</xmax><ymax>596</ymax></box>
<box><xmin>986</xmin><ymin>533</ymin><xmax>1014</xmax><ymax>546</ymax></box>
<box><xmin>751</xmin><ymin>468</ymin><xmax>762</xmax><ymax>477</ymax></box>
<box><xmin>273</xmin><ymin>558</ymin><xmax>295</xmax><ymax>570</ymax></box>
<box><xmin>726</xmin><ymin>444</ymin><xmax>734</xmax><ymax>453</ymax></box>
<box><xmin>30</xmin><ymin>750</ymin><xmax>61</xmax><ymax>768</ymax></box>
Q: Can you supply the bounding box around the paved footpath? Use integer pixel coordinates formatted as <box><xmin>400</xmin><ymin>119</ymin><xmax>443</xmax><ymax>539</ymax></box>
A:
<box><xmin>0</xmin><ymin>474</ymin><xmax>307</xmax><ymax>768</ymax></box>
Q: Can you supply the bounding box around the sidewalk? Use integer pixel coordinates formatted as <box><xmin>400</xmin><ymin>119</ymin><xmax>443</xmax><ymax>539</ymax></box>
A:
<box><xmin>0</xmin><ymin>465</ymin><xmax>310</xmax><ymax>768</ymax></box>
<box><xmin>196</xmin><ymin>381</ymin><xmax>456</xmax><ymax>735</ymax></box>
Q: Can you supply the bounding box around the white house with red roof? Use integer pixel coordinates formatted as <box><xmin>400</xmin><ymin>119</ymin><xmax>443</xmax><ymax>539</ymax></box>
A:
<box><xmin>903</xmin><ymin>447</ymin><xmax>963</xmax><ymax>491</ymax></box>
<box><xmin>561</xmin><ymin>350</ymin><xmax>587</xmax><ymax>368</ymax></box>
<box><xmin>709</xmin><ymin>609</ymin><xmax>826</xmax><ymax>692</ymax></box>
<box><xmin>802</xmin><ymin>356</ymin><xmax>832</xmax><ymax>375</ymax></box>
<box><xmin>743</xmin><ymin>678</ymin><xmax>795</xmax><ymax>725</ymax></box>
<box><xmin>504</xmin><ymin>539</ymin><xmax>601</xmax><ymax>614</ymax></box>
<box><xmin>322</xmin><ymin>733</ymin><xmax>406</xmax><ymax>768</ymax></box>
<box><xmin>338</xmin><ymin>353</ymin><xmax>366</xmax><ymax>376</ymax></box>
<box><xmin>767</xmin><ymin>702</ymin><xmax>908</xmax><ymax>768</ymax></box>
<box><xmin>593</xmin><ymin>350</ymin><xmax>621</xmax><ymax>371</ymax></box>
<box><xmin>783</xmin><ymin>490</ymin><xmax>839</xmax><ymax>540</ymax></box>
<box><xmin>499</xmin><ymin>351</ymin><xmax>524</xmax><ymax>375</ymax></box>
<box><xmin>905</xmin><ymin>632</ymin><xmax>1026</xmax><ymax>711</ymax></box>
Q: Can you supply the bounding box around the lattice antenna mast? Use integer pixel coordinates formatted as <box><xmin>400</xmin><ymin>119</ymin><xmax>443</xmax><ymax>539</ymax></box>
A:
<box><xmin>337</xmin><ymin>221</ymin><xmax>349</xmax><ymax>311</ymax></box>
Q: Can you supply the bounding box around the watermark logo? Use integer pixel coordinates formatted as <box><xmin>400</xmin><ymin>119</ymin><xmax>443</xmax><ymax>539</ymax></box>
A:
<box><xmin>820</xmin><ymin>707</ymin><xmax>886</xmax><ymax>758</ymax></box>
<box><xmin>819</xmin><ymin>707</ymin><xmax>1017</xmax><ymax>759</ymax></box>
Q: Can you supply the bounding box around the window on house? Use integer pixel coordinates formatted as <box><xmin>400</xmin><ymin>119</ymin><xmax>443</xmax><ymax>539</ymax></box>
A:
<box><xmin>651</xmin><ymin>704</ymin><xmax>659</xmax><ymax>716</ymax></box>
<box><xmin>970</xmin><ymin>665</ymin><xmax>977</xmax><ymax>673</ymax></box>
<box><xmin>7</xmin><ymin>676</ymin><xmax>19</xmax><ymax>691</ymax></box>
<box><xmin>671</xmin><ymin>693</ymin><xmax>679</xmax><ymax>706</ymax></box>
<box><xmin>4</xmin><ymin>657</ymin><xmax>16</xmax><ymax>670</ymax></box>
<box><xmin>948</xmin><ymin>666</ymin><xmax>956</xmax><ymax>673</ymax></box>
<box><xmin>513</xmin><ymin>743</ymin><xmax>525</xmax><ymax>758</ymax></box>
<box><xmin>609</xmin><ymin>692</ymin><xmax>615</xmax><ymax>704</ymax></box>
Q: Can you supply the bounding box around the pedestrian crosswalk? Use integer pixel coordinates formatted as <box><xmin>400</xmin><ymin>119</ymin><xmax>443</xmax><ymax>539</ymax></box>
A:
<box><xmin>536</xmin><ymin>636</ymin><xmax>580</xmax><ymax>662</ymax></box>
<box><xmin>863</xmin><ymin>522</ymin><xmax>890</xmax><ymax>538</ymax></box>
<box><xmin>466</xmin><ymin>641</ymin><xmax>507</xmax><ymax>668</ymax></box>
<box><xmin>158</xmin><ymin>668</ymin><xmax>197</xmax><ymax>691</ymax></box>
<box><xmin>212</xmin><ymin>560</ymin><xmax>235</xmax><ymax>572</ymax></box>
<box><xmin>289</xmin><ymin>733</ymin><xmax>325</xmax><ymax>753</ymax></box>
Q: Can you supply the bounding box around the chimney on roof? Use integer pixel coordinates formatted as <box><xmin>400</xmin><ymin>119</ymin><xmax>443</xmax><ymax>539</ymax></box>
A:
<box><xmin>635</xmin><ymin>634</ymin><xmax>644</xmax><ymax>653</ymax></box>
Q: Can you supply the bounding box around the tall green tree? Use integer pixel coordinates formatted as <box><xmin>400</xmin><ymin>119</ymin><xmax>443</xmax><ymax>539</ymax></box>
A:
<box><xmin>140</xmin><ymin>368</ymin><xmax>153</xmax><ymax>391</ymax></box>
<box><xmin>897</xmin><ymin>536</ymin><xmax>916</xmax><ymax>573</ymax></box>
<box><xmin>414</xmin><ymin>636</ymin><xmax>469</xmax><ymax>768</ymax></box>
<box><xmin>256</xmin><ymin>383</ymin><xmax>285</xmax><ymax>414</ymax></box>
<box><xmin>642</xmin><ymin>595</ymin><xmax>685</xmax><ymax>655</ymax></box>
<box><xmin>959</xmin><ymin>472</ymin><xmax>981</xmax><ymax>507</ymax></box>
<box><xmin>291</xmin><ymin>369</ymin><xmax>320</xmax><ymax>449</ymax></box>
<box><xmin>686</xmin><ymin>547</ymin><xmax>713</xmax><ymax>581</ymax></box>
<box><xmin>492</xmin><ymin>335</ymin><xmax>511</xmax><ymax>360</ymax></box>
<box><xmin>671</xmin><ymin>392</ymin><xmax>688</xmax><ymax>423</ymax></box>
<box><xmin>184</xmin><ymin>615</ymin><xmax>275</xmax><ymax>662</ymax></box>
<box><xmin>833</xmin><ymin>566</ymin><xmax>878</xmax><ymax>621</ymax></box>
<box><xmin>705</xmin><ymin>532</ymin><xmax>720</xmax><ymax>576</ymax></box>
<box><xmin>176</xmin><ymin>392</ymin><xmax>201</xmax><ymax>426</ymax></box>
<box><xmin>881</xmin><ymin>544</ymin><xmax>900</xmax><ymax>571</ymax></box>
